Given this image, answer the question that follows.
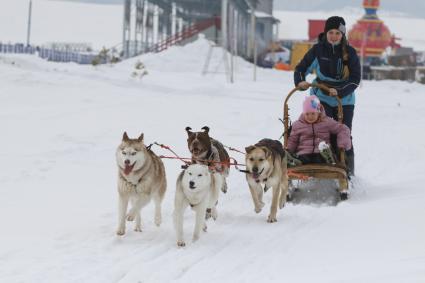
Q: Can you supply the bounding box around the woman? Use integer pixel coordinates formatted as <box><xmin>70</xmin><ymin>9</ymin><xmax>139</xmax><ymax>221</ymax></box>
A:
<box><xmin>293</xmin><ymin>16</ymin><xmax>360</xmax><ymax>175</ymax></box>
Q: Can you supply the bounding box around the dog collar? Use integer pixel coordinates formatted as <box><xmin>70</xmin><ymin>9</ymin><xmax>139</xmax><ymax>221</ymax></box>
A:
<box><xmin>252</xmin><ymin>168</ymin><xmax>265</xmax><ymax>182</ymax></box>
<box><xmin>119</xmin><ymin>166</ymin><xmax>145</xmax><ymax>186</ymax></box>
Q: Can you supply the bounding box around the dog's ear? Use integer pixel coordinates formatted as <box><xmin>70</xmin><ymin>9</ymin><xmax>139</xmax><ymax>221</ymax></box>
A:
<box><xmin>245</xmin><ymin>145</ymin><xmax>255</xmax><ymax>154</ymax></box>
<box><xmin>185</xmin><ymin>127</ymin><xmax>192</xmax><ymax>135</ymax></box>
<box><xmin>201</xmin><ymin>126</ymin><xmax>210</xmax><ymax>134</ymax></box>
<box><xmin>123</xmin><ymin>132</ymin><xmax>130</xmax><ymax>142</ymax></box>
<box><xmin>261</xmin><ymin>147</ymin><xmax>272</xmax><ymax>159</ymax></box>
<box><xmin>137</xmin><ymin>133</ymin><xmax>144</xmax><ymax>142</ymax></box>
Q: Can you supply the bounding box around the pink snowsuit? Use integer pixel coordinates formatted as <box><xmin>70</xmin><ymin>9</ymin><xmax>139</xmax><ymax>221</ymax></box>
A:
<box><xmin>287</xmin><ymin>112</ymin><xmax>352</xmax><ymax>156</ymax></box>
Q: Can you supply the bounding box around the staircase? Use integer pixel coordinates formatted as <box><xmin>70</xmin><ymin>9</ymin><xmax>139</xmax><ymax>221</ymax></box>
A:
<box><xmin>148</xmin><ymin>17</ymin><xmax>220</xmax><ymax>53</ymax></box>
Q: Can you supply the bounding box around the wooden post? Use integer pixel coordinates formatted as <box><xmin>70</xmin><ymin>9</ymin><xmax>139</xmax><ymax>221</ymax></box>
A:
<box><xmin>26</xmin><ymin>0</ymin><xmax>32</xmax><ymax>46</ymax></box>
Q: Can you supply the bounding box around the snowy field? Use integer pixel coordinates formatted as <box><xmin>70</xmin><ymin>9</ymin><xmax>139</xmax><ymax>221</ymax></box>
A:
<box><xmin>1</xmin><ymin>37</ymin><xmax>425</xmax><ymax>282</ymax></box>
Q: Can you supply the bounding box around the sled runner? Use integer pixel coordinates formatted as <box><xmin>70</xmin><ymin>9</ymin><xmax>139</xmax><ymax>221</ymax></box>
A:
<box><xmin>283</xmin><ymin>83</ymin><xmax>349</xmax><ymax>201</ymax></box>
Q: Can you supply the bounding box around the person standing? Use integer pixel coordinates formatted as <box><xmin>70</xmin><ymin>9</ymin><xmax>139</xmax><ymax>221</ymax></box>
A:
<box><xmin>294</xmin><ymin>16</ymin><xmax>361</xmax><ymax>175</ymax></box>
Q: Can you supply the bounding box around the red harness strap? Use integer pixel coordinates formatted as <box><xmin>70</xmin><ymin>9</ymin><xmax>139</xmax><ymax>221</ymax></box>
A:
<box><xmin>287</xmin><ymin>170</ymin><xmax>310</xmax><ymax>181</ymax></box>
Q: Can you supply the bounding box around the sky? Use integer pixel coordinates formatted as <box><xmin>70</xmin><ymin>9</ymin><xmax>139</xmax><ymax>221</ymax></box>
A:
<box><xmin>273</xmin><ymin>0</ymin><xmax>425</xmax><ymax>18</ymax></box>
<box><xmin>56</xmin><ymin>0</ymin><xmax>425</xmax><ymax>18</ymax></box>
<box><xmin>2</xmin><ymin>0</ymin><xmax>425</xmax><ymax>52</ymax></box>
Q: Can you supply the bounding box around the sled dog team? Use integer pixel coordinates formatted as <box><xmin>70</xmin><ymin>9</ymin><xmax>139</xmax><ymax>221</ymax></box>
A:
<box><xmin>116</xmin><ymin>126</ymin><xmax>289</xmax><ymax>247</ymax></box>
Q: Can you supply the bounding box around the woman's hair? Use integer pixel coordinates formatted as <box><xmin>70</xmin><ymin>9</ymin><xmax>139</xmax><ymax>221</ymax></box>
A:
<box><xmin>341</xmin><ymin>36</ymin><xmax>350</xmax><ymax>80</ymax></box>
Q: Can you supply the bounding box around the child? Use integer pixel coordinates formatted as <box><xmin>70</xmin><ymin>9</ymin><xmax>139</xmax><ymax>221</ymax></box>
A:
<box><xmin>287</xmin><ymin>95</ymin><xmax>351</xmax><ymax>164</ymax></box>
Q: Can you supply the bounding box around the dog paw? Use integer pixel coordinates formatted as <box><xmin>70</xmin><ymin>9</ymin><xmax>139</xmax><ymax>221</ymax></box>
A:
<box><xmin>286</xmin><ymin>194</ymin><xmax>292</xmax><ymax>202</ymax></box>
<box><xmin>192</xmin><ymin>235</ymin><xmax>200</xmax><ymax>242</ymax></box>
<box><xmin>254</xmin><ymin>203</ymin><xmax>264</xmax><ymax>213</ymax></box>
<box><xmin>267</xmin><ymin>215</ymin><xmax>277</xmax><ymax>223</ymax></box>
<box><xmin>116</xmin><ymin>228</ymin><xmax>126</xmax><ymax>236</ymax></box>
<box><xmin>154</xmin><ymin>216</ymin><xmax>162</xmax><ymax>227</ymax></box>
<box><xmin>221</xmin><ymin>183</ymin><xmax>228</xmax><ymax>194</ymax></box>
<box><xmin>205</xmin><ymin>208</ymin><xmax>212</xmax><ymax>220</ymax></box>
<box><xmin>126</xmin><ymin>213</ymin><xmax>135</xmax><ymax>222</ymax></box>
<box><xmin>203</xmin><ymin>225</ymin><xmax>208</xmax><ymax>232</ymax></box>
<box><xmin>211</xmin><ymin>211</ymin><xmax>218</xmax><ymax>221</ymax></box>
<box><xmin>177</xmin><ymin>241</ymin><xmax>186</xmax><ymax>247</ymax></box>
<box><xmin>279</xmin><ymin>202</ymin><xmax>285</xmax><ymax>210</ymax></box>
<box><xmin>134</xmin><ymin>226</ymin><xmax>142</xmax><ymax>232</ymax></box>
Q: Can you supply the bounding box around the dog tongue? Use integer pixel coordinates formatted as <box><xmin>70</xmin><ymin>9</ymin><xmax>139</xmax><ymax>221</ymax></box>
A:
<box><xmin>124</xmin><ymin>164</ymin><xmax>134</xmax><ymax>175</ymax></box>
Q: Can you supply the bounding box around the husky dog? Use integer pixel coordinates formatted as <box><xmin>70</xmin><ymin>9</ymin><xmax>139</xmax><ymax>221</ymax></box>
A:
<box><xmin>115</xmin><ymin>132</ymin><xmax>166</xmax><ymax>236</ymax></box>
<box><xmin>185</xmin><ymin>126</ymin><xmax>229</xmax><ymax>194</ymax></box>
<box><xmin>173</xmin><ymin>164</ymin><xmax>222</xmax><ymax>247</ymax></box>
<box><xmin>245</xmin><ymin>139</ymin><xmax>289</xmax><ymax>223</ymax></box>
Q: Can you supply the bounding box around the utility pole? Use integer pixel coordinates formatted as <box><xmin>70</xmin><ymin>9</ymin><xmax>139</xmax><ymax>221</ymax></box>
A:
<box><xmin>221</xmin><ymin>0</ymin><xmax>231</xmax><ymax>83</ymax></box>
<box><xmin>142</xmin><ymin>0</ymin><xmax>148</xmax><ymax>52</ymax></box>
<box><xmin>171</xmin><ymin>2</ymin><xmax>177</xmax><ymax>37</ymax></box>
<box><xmin>360</xmin><ymin>33</ymin><xmax>367</xmax><ymax>87</ymax></box>
<box><xmin>249</xmin><ymin>1</ymin><xmax>257</xmax><ymax>81</ymax></box>
<box><xmin>153</xmin><ymin>4</ymin><xmax>159</xmax><ymax>47</ymax></box>
<box><xmin>26</xmin><ymin>0</ymin><xmax>32</xmax><ymax>46</ymax></box>
<box><xmin>122</xmin><ymin>0</ymin><xmax>132</xmax><ymax>58</ymax></box>
<box><xmin>229</xmin><ymin>4</ymin><xmax>234</xmax><ymax>83</ymax></box>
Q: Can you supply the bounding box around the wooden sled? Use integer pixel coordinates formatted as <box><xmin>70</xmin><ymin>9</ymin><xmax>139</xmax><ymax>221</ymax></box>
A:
<box><xmin>283</xmin><ymin>83</ymin><xmax>349</xmax><ymax>201</ymax></box>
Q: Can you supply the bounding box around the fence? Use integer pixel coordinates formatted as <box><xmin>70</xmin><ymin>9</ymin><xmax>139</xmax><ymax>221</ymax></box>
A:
<box><xmin>0</xmin><ymin>42</ymin><xmax>102</xmax><ymax>65</ymax></box>
<box><xmin>0</xmin><ymin>43</ymin><xmax>36</xmax><ymax>54</ymax></box>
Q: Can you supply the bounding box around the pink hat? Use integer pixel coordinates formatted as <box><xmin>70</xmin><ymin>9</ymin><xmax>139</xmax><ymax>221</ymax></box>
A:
<box><xmin>303</xmin><ymin>95</ymin><xmax>321</xmax><ymax>113</ymax></box>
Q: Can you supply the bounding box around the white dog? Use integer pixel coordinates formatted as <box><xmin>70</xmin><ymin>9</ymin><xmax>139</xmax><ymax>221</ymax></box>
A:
<box><xmin>115</xmin><ymin>132</ymin><xmax>166</xmax><ymax>236</ymax></box>
<box><xmin>173</xmin><ymin>164</ymin><xmax>221</xmax><ymax>247</ymax></box>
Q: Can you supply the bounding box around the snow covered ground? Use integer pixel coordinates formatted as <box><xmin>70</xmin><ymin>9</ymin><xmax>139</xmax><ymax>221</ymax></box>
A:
<box><xmin>1</xmin><ymin>37</ymin><xmax>425</xmax><ymax>282</ymax></box>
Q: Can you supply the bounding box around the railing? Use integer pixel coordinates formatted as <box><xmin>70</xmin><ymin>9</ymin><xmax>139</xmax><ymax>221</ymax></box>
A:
<box><xmin>0</xmin><ymin>43</ymin><xmax>37</xmax><ymax>54</ymax></box>
<box><xmin>0</xmin><ymin>43</ymin><xmax>102</xmax><ymax>65</ymax></box>
<box><xmin>38</xmin><ymin>48</ymin><xmax>102</xmax><ymax>64</ymax></box>
<box><xmin>148</xmin><ymin>17</ymin><xmax>220</xmax><ymax>53</ymax></box>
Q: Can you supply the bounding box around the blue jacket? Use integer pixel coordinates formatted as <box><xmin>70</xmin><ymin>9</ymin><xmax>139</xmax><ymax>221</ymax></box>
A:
<box><xmin>294</xmin><ymin>34</ymin><xmax>361</xmax><ymax>107</ymax></box>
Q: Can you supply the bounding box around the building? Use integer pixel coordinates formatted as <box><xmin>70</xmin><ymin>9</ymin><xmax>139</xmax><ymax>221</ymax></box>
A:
<box><xmin>348</xmin><ymin>0</ymin><xmax>392</xmax><ymax>58</ymax></box>
<box><xmin>122</xmin><ymin>0</ymin><xmax>279</xmax><ymax>61</ymax></box>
